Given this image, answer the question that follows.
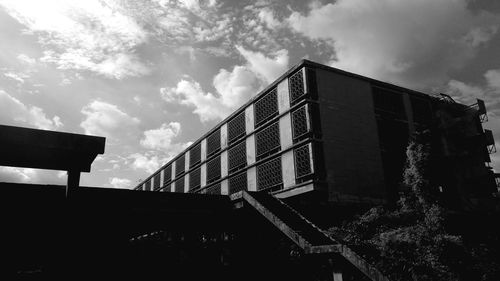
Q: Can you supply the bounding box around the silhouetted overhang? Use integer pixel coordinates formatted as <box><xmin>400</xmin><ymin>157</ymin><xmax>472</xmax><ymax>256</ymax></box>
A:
<box><xmin>0</xmin><ymin>125</ymin><xmax>105</xmax><ymax>172</ymax></box>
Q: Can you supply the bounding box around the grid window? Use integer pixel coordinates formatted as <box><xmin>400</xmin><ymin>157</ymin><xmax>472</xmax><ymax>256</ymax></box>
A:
<box><xmin>206</xmin><ymin>183</ymin><xmax>221</xmax><ymax>195</ymax></box>
<box><xmin>190</xmin><ymin>143</ymin><xmax>201</xmax><ymax>168</ymax></box>
<box><xmin>229</xmin><ymin>172</ymin><xmax>247</xmax><ymax>194</ymax></box>
<box><xmin>255</xmin><ymin>121</ymin><xmax>280</xmax><ymax>159</ymax></box>
<box><xmin>294</xmin><ymin>144</ymin><xmax>313</xmax><ymax>179</ymax></box>
<box><xmin>174</xmin><ymin>177</ymin><xmax>185</xmax><ymax>193</ymax></box>
<box><xmin>206</xmin><ymin>155</ymin><xmax>221</xmax><ymax>183</ymax></box>
<box><xmin>254</xmin><ymin>88</ymin><xmax>278</xmax><ymax>127</ymax></box>
<box><xmin>257</xmin><ymin>157</ymin><xmax>283</xmax><ymax>191</ymax></box>
<box><xmin>175</xmin><ymin>154</ymin><xmax>185</xmax><ymax>176</ymax></box>
<box><xmin>291</xmin><ymin>105</ymin><xmax>310</xmax><ymax>140</ymax></box>
<box><xmin>289</xmin><ymin>70</ymin><xmax>305</xmax><ymax>103</ymax></box>
<box><xmin>163</xmin><ymin>165</ymin><xmax>172</xmax><ymax>185</ymax></box>
<box><xmin>228</xmin><ymin>111</ymin><xmax>246</xmax><ymax>144</ymax></box>
<box><xmin>189</xmin><ymin>167</ymin><xmax>201</xmax><ymax>191</ymax></box>
<box><xmin>153</xmin><ymin>173</ymin><xmax>161</xmax><ymax>190</ymax></box>
<box><xmin>228</xmin><ymin>141</ymin><xmax>246</xmax><ymax>173</ymax></box>
<box><xmin>207</xmin><ymin>129</ymin><xmax>221</xmax><ymax>157</ymax></box>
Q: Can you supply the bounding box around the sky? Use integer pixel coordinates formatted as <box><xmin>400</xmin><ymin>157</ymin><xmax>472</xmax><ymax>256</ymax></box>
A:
<box><xmin>0</xmin><ymin>0</ymin><xmax>499</xmax><ymax>189</ymax></box>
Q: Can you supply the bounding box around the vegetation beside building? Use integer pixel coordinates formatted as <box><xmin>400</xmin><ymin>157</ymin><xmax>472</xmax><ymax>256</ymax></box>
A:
<box><xmin>329</xmin><ymin>132</ymin><xmax>500</xmax><ymax>281</ymax></box>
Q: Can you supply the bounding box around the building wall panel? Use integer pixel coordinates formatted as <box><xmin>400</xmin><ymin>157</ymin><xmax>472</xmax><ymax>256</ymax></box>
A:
<box><xmin>315</xmin><ymin>68</ymin><xmax>386</xmax><ymax>203</ymax></box>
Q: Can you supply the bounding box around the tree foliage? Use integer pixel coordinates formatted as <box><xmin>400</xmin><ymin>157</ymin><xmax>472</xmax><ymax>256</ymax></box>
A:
<box><xmin>329</xmin><ymin>134</ymin><xmax>500</xmax><ymax>281</ymax></box>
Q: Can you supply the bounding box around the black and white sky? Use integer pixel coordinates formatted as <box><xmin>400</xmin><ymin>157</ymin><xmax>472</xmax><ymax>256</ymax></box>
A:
<box><xmin>0</xmin><ymin>0</ymin><xmax>499</xmax><ymax>189</ymax></box>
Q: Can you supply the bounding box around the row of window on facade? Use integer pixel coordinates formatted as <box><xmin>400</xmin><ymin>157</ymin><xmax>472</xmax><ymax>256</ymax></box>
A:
<box><xmin>138</xmin><ymin>68</ymin><xmax>310</xmax><ymax>191</ymax></box>
<box><xmin>139</xmin><ymin>142</ymin><xmax>314</xmax><ymax>195</ymax></box>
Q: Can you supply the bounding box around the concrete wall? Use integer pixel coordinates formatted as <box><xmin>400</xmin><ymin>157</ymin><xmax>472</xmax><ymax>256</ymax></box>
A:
<box><xmin>315</xmin><ymin>68</ymin><xmax>386</xmax><ymax>203</ymax></box>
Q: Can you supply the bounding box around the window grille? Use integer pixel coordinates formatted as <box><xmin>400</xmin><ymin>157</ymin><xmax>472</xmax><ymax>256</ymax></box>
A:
<box><xmin>254</xmin><ymin>88</ymin><xmax>278</xmax><ymax>127</ymax></box>
<box><xmin>257</xmin><ymin>157</ymin><xmax>283</xmax><ymax>191</ymax></box>
<box><xmin>255</xmin><ymin>121</ymin><xmax>280</xmax><ymax>160</ymax></box>
<box><xmin>228</xmin><ymin>141</ymin><xmax>246</xmax><ymax>173</ymax></box>
<box><xmin>228</xmin><ymin>111</ymin><xmax>246</xmax><ymax>144</ymax></box>
<box><xmin>229</xmin><ymin>171</ymin><xmax>247</xmax><ymax>194</ymax></box>
<box><xmin>175</xmin><ymin>154</ymin><xmax>185</xmax><ymax>176</ymax></box>
<box><xmin>162</xmin><ymin>184</ymin><xmax>170</xmax><ymax>192</ymax></box>
<box><xmin>189</xmin><ymin>167</ymin><xmax>201</xmax><ymax>191</ymax></box>
<box><xmin>190</xmin><ymin>143</ymin><xmax>201</xmax><ymax>168</ymax></box>
<box><xmin>294</xmin><ymin>144</ymin><xmax>313</xmax><ymax>179</ymax></box>
<box><xmin>153</xmin><ymin>173</ymin><xmax>161</xmax><ymax>190</ymax></box>
<box><xmin>291</xmin><ymin>105</ymin><xmax>310</xmax><ymax>140</ymax></box>
<box><xmin>174</xmin><ymin>177</ymin><xmax>184</xmax><ymax>193</ymax></box>
<box><xmin>206</xmin><ymin>155</ymin><xmax>221</xmax><ymax>183</ymax></box>
<box><xmin>206</xmin><ymin>183</ymin><xmax>221</xmax><ymax>195</ymax></box>
<box><xmin>163</xmin><ymin>165</ymin><xmax>172</xmax><ymax>185</ymax></box>
<box><xmin>146</xmin><ymin>180</ymin><xmax>152</xmax><ymax>191</ymax></box>
<box><xmin>206</xmin><ymin>128</ymin><xmax>221</xmax><ymax>157</ymax></box>
<box><xmin>289</xmin><ymin>69</ymin><xmax>305</xmax><ymax>104</ymax></box>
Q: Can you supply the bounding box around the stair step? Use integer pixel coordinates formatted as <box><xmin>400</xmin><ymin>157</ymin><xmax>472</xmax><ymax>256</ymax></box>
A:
<box><xmin>250</xmin><ymin>192</ymin><xmax>333</xmax><ymax>246</ymax></box>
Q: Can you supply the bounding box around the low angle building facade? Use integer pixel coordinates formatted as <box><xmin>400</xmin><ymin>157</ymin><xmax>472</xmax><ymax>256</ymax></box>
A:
<box><xmin>135</xmin><ymin>60</ymin><xmax>497</xmax><ymax>208</ymax></box>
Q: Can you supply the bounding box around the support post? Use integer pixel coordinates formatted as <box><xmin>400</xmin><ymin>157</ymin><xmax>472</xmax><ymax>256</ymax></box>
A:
<box><xmin>66</xmin><ymin>170</ymin><xmax>81</xmax><ymax>198</ymax></box>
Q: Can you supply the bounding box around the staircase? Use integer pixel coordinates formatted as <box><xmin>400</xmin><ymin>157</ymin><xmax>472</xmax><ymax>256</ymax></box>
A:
<box><xmin>237</xmin><ymin>191</ymin><xmax>390</xmax><ymax>281</ymax></box>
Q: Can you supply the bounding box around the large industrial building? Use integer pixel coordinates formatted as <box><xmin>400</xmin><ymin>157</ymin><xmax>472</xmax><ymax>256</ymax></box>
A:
<box><xmin>135</xmin><ymin>60</ymin><xmax>497</xmax><ymax>208</ymax></box>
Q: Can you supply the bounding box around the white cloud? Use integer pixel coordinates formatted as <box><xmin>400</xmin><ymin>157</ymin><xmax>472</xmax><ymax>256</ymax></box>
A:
<box><xmin>213</xmin><ymin>66</ymin><xmax>259</xmax><ymax>108</ymax></box>
<box><xmin>447</xmin><ymin>68</ymin><xmax>500</xmax><ymax>105</ymax></box>
<box><xmin>162</xmin><ymin>65</ymin><xmax>259</xmax><ymax>122</ymax></box>
<box><xmin>193</xmin><ymin>16</ymin><xmax>232</xmax><ymax>42</ymax></box>
<box><xmin>3</xmin><ymin>72</ymin><xmax>28</xmax><ymax>83</ymax></box>
<box><xmin>287</xmin><ymin>0</ymin><xmax>500</xmax><ymax>87</ymax></box>
<box><xmin>0</xmin><ymin>0</ymin><xmax>149</xmax><ymax>79</ymax></box>
<box><xmin>140</xmin><ymin>122</ymin><xmax>184</xmax><ymax>151</ymax></box>
<box><xmin>129</xmin><ymin>152</ymin><xmax>162</xmax><ymax>174</ymax></box>
<box><xmin>109</xmin><ymin>177</ymin><xmax>132</xmax><ymax>189</ymax></box>
<box><xmin>0</xmin><ymin>167</ymin><xmax>65</xmax><ymax>185</ymax></box>
<box><xmin>447</xmin><ymin>80</ymin><xmax>485</xmax><ymax>104</ymax></box>
<box><xmin>485</xmin><ymin>69</ymin><xmax>500</xmax><ymax>91</ymax></box>
<box><xmin>236</xmin><ymin>46</ymin><xmax>289</xmax><ymax>84</ymax></box>
<box><xmin>258</xmin><ymin>8</ymin><xmax>281</xmax><ymax>30</ymax></box>
<box><xmin>17</xmin><ymin>54</ymin><xmax>36</xmax><ymax>66</ymax></box>
<box><xmin>80</xmin><ymin>100</ymin><xmax>140</xmax><ymax>139</ymax></box>
<box><xmin>0</xmin><ymin>90</ymin><xmax>63</xmax><ymax>130</ymax></box>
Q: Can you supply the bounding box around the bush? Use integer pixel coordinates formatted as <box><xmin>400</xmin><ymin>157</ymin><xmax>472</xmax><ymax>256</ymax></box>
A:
<box><xmin>328</xmin><ymin>135</ymin><xmax>500</xmax><ymax>280</ymax></box>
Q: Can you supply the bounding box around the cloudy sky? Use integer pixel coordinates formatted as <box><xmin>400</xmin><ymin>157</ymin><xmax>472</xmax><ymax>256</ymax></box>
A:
<box><xmin>0</xmin><ymin>0</ymin><xmax>499</xmax><ymax>189</ymax></box>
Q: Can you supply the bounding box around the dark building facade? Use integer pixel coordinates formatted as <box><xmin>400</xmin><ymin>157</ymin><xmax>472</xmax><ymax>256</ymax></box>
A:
<box><xmin>135</xmin><ymin>60</ymin><xmax>497</xmax><ymax>208</ymax></box>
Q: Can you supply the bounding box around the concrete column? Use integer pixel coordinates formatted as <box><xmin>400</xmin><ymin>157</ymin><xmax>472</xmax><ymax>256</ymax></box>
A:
<box><xmin>160</xmin><ymin>169</ymin><xmax>164</xmax><ymax>189</ymax></box>
<box><xmin>221</xmin><ymin>123</ymin><xmax>228</xmax><ymax>150</ymax></box>
<box><xmin>201</xmin><ymin>163</ymin><xmax>207</xmax><ymax>188</ymax></box>
<box><xmin>246</xmin><ymin>134</ymin><xmax>256</xmax><ymax>165</ymax></box>
<box><xmin>279</xmin><ymin>113</ymin><xmax>293</xmax><ymax>150</ymax></box>
<box><xmin>277</xmin><ymin>78</ymin><xmax>290</xmax><ymax>114</ymax></box>
<box><xmin>281</xmin><ymin>150</ymin><xmax>296</xmax><ymax>189</ymax></box>
<box><xmin>66</xmin><ymin>170</ymin><xmax>80</xmax><ymax>198</ymax></box>
<box><xmin>245</xmin><ymin>105</ymin><xmax>254</xmax><ymax>134</ymax></box>
<box><xmin>171</xmin><ymin>161</ymin><xmax>176</xmax><ymax>180</ymax></box>
<box><xmin>247</xmin><ymin>166</ymin><xmax>257</xmax><ymax>191</ymax></box>
<box><xmin>221</xmin><ymin>179</ymin><xmax>228</xmax><ymax>195</ymax></box>
<box><xmin>185</xmin><ymin>151</ymin><xmax>190</xmax><ymax>172</ymax></box>
<box><xmin>221</xmin><ymin>150</ymin><xmax>228</xmax><ymax>178</ymax></box>
<box><xmin>201</xmin><ymin>138</ymin><xmax>207</xmax><ymax>162</ymax></box>
<box><xmin>170</xmin><ymin>183</ymin><xmax>175</xmax><ymax>192</ymax></box>
<box><xmin>333</xmin><ymin>271</ymin><xmax>343</xmax><ymax>281</ymax></box>
<box><xmin>151</xmin><ymin>176</ymin><xmax>155</xmax><ymax>191</ymax></box>
<box><xmin>142</xmin><ymin>183</ymin><xmax>146</xmax><ymax>191</ymax></box>
<box><xmin>184</xmin><ymin>174</ymin><xmax>189</xmax><ymax>193</ymax></box>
